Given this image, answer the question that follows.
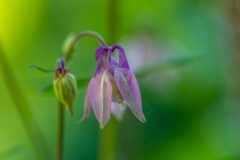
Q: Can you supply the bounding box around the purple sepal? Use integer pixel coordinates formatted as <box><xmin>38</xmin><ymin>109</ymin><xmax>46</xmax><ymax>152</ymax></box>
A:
<box><xmin>114</xmin><ymin>68</ymin><xmax>146</xmax><ymax>123</ymax></box>
<box><xmin>79</xmin><ymin>78</ymin><xmax>94</xmax><ymax>123</ymax></box>
<box><xmin>90</xmin><ymin>71</ymin><xmax>112</xmax><ymax>129</ymax></box>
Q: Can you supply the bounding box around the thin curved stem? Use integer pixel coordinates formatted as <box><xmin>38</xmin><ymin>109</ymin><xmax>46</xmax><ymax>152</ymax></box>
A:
<box><xmin>64</xmin><ymin>31</ymin><xmax>107</xmax><ymax>62</ymax></box>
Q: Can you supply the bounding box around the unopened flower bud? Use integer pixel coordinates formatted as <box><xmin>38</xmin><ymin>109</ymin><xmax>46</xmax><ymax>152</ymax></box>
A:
<box><xmin>62</xmin><ymin>32</ymin><xmax>75</xmax><ymax>53</ymax></box>
<box><xmin>53</xmin><ymin>58</ymin><xmax>77</xmax><ymax>116</ymax></box>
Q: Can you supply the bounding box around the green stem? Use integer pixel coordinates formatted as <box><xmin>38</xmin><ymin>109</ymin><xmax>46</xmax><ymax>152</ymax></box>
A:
<box><xmin>64</xmin><ymin>31</ymin><xmax>107</xmax><ymax>62</ymax></box>
<box><xmin>107</xmin><ymin>0</ymin><xmax>117</xmax><ymax>45</ymax></box>
<box><xmin>0</xmin><ymin>42</ymin><xmax>50</xmax><ymax>159</ymax></box>
<box><xmin>56</xmin><ymin>102</ymin><xmax>64</xmax><ymax>160</ymax></box>
<box><xmin>98</xmin><ymin>119</ymin><xmax>117</xmax><ymax>160</ymax></box>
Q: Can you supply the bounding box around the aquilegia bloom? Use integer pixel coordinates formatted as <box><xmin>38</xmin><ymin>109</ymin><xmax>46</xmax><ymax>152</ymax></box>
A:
<box><xmin>80</xmin><ymin>45</ymin><xmax>146</xmax><ymax>129</ymax></box>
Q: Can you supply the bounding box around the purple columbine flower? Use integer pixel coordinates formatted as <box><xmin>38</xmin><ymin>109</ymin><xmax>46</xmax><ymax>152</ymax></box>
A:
<box><xmin>80</xmin><ymin>45</ymin><xmax>146</xmax><ymax>129</ymax></box>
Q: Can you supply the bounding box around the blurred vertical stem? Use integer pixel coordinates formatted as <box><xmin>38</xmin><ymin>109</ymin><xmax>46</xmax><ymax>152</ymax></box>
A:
<box><xmin>98</xmin><ymin>119</ymin><xmax>117</xmax><ymax>160</ymax></box>
<box><xmin>98</xmin><ymin>0</ymin><xmax>118</xmax><ymax>160</ymax></box>
<box><xmin>228</xmin><ymin>0</ymin><xmax>240</xmax><ymax>55</ymax></box>
<box><xmin>228</xmin><ymin>0</ymin><xmax>240</xmax><ymax>75</ymax></box>
<box><xmin>227</xmin><ymin>3</ymin><xmax>240</xmax><ymax>157</ymax></box>
<box><xmin>55</xmin><ymin>31</ymin><xmax>106</xmax><ymax>160</ymax></box>
<box><xmin>56</xmin><ymin>102</ymin><xmax>64</xmax><ymax>160</ymax></box>
<box><xmin>107</xmin><ymin>0</ymin><xmax>117</xmax><ymax>44</ymax></box>
<box><xmin>0</xmin><ymin>41</ymin><xmax>50</xmax><ymax>159</ymax></box>
<box><xmin>120</xmin><ymin>113</ymin><xmax>142</xmax><ymax>160</ymax></box>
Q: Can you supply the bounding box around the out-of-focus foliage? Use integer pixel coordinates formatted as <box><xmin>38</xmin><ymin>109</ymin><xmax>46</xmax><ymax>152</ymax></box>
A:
<box><xmin>0</xmin><ymin>0</ymin><xmax>239</xmax><ymax>160</ymax></box>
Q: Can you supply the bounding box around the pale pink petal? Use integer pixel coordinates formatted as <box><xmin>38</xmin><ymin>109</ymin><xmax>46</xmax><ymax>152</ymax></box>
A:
<box><xmin>79</xmin><ymin>78</ymin><xmax>94</xmax><ymax>123</ymax></box>
<box><xmin>111</xmin><ymin>102</ymin><xmax>127</xmax><ymax>121</ymax></box>
<box><xmin>115</xmin><ymin>68</ymin><xmax>146</xmax><ymax>123</ymax></box>
<box><xmin>90</xmin><ymin>71</ymin><xmax>112</xmax><ymax>129</ymax></box>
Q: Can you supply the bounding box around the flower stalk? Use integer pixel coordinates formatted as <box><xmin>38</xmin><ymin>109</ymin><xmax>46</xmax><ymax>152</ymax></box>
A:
<box><xmin>56</xmin><ymin>102</ymin><xmax>64</xmax><ymax>160</ymax></box>
<box><xmin>64</xmin><ymin>31</ymin><xmax>107</xmax><ymax>62</ymax></box>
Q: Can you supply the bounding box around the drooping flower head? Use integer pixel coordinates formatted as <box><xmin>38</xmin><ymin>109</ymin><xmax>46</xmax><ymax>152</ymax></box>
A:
<box><xmin>53</xmin><ymin>58</ymin><xmax>77</xmax><ymax>116</ymax></box>
<box><xmin>80</xmin><ymin>45</ymin><xmax>146</xmax><ymax>129</ymax></box>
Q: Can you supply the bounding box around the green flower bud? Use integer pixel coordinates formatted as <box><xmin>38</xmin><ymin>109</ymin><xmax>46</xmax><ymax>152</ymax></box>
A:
<box><xmin>53</xmin><ymin>60</ymin><xmax>77</xmax><ymax>116</ymax></box>
<box><xmin>62</xmin><ymin>32</ymin><xmax>75</xmax><ymax>53</ymax></box>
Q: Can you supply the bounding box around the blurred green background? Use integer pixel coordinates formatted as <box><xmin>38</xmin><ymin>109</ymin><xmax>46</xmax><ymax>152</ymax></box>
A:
<box><xmin>1</xmin><ymin>0</ymin><xmax>240</xmax><ymax>160</ymax></box>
